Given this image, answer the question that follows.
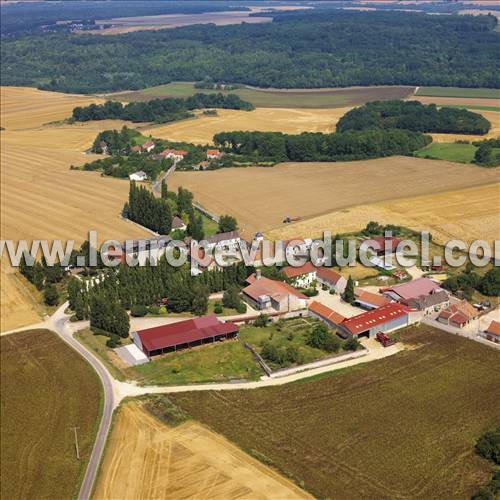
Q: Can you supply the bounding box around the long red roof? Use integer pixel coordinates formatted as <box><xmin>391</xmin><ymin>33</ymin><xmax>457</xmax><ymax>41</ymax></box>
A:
<box><xmin>341</xmin><ymin>303</ymin><xmax>413</xmax><ymax>335</ymax></box>
<box><xmin>136</xmin><ymin>315</ymin><xmax>238</xmax><ymax>352</ymax></box>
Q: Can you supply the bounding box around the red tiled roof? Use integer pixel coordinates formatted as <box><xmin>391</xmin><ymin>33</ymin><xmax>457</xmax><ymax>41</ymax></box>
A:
<box><xmin>449</xmin><ymin>312</ymin><xmax>469</xmax><ymax>326</ymax></box>
<box><xmin>207</xmin><ymin>149</ymin><xmax>221</xmax><ymax>155</ymax></box>
<box><xmin>136</xmin><ymin>315</ymin><xmax>238</xmax><ymax>353</ymax></box>
<box><xmin>355</xmin><ymin>289</ymin><xmax>392</xmax><ymax>308</ymax></box>
<box><xmin>130</xmin><ymin>145</ymin><xmax>142</xmax><ymax>152</ymax></box>
<box><xmin>282</xmin><ymin>261</ymin><xmax>317</xmax><ymax>279</ymax></box>
<box><xmin>362</xmin><ymin>236</ymin><xmax>402</xmax><ymax>253</ymax></box>
<box><xmin>309</xmin><ymin>301</ymin><xmax>345</xmax><ymax>325</ymax></box>
<box><xmin>341</xmin><ymin>303</ymin><xmax>413</xmax><ymax>335</ymax></box>
<box><xmin>243</xmin><ymin>276</ymin><xmax>307</xmax><ymax>302</ymax></box>
<box><xmin>485</xmin><ymin>320</ymin><xmax>500</xmax><ymax>336</ymax></box>
<box><xmin>143</xmin><ymin>140</ymin><xmax>155</xmax><ymax>148</ymax></box>
<box><xmin>317</xmin><ymin>267</ymin><xmax>343</xmax><ymax>285</ymax></box>
<box><xmin>438</xmin><ymin>300</ymin><xmax>478</xmax><ymax>323</ymax></box>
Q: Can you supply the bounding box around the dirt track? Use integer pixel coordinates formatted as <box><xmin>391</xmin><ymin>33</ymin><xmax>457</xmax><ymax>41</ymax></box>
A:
<box><xmin>94</xmin><ymin>402</ymin><xmax>311</xmax><ymax>499</ymax></box>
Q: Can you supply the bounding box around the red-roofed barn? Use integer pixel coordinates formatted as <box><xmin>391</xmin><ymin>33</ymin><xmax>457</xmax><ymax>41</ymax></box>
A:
<box><xmin>132</xmin><ymin>315</ymin><xmax>239</xmax><ymax>357</ymax></box>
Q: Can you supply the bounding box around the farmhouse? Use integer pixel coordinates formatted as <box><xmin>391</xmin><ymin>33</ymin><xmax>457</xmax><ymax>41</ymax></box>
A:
<box><xmin>129</xmin><ymin>170</ymin><xmax>148</xmax><ymax>181</ymax></box>
<box><xmin>133</xmin><ymin>315</ymin><xmax>239</xmax><ymax>357</ymax></box>
<box><xmin>337</xmin><ymin>302</ymin><xmax>415</xmax><ymax>339</ymax></box>
<box><xmin>282</xmin><ymin>261</ymin><xmax>317</xmax><ymax>288</ymax></box>
<box><xmin>193</xmin><ymin>161</ymin><xmax>209</xmax><ymax>171</ymax></box>
<box><xmin>354</xmin><ymin>289</ymin><xmax>392</xmax><ymax>310</ymax></box>
<box><xmin>316</xmin><ymin>267</ymin><xmax>347</xmax><ymax>294</ymax></box>
<box><xmin>171</xmin><ymin>215</ymin><xmax>187</xmax><ymax>231</ymax></box>
<box><xmin>482</xmin><ymin>320</ymin><xmax>500</xmax><ymax>344</ymax></box>
<box><xmin>207</xmin><ymin>149</ymin><xmax>224</xmax><ymax>159</ymax></box>
<box><xmin>383</xmin><ymin>277</ymin><xmax>442</xmax><ymax>304</ymax></box>
<box><xmin>142</xmin><ymin>140</ymin><xmax>155</xmax><ymax>153</ymax></box>
<box><xmin>308</xmin><ymin>301</ymin><xmax>345</xmax><ymax>328</ymax></box>
<box><xmin>361</xmin><ymin>236</ymin><xmax>402</xmax><ymax>256</ymax></box>
<box><xmin>130</xmin><ymin>145</ymin><xmax>142</xmax><ymax>153</ymax></box>
<box><xmin>437</xmin><ymin>300</ymin><xmax>478</xmax><ymax>328</ymax></box>
<box><xmin>407</xmin><ymin>289</ymin><xmax>450</xmax><ymax>315</ymax></box>
<box><xmin>242</xmin><ymin>275</ymin><xmax>308</xmax><ymax>313</ymax></box>
<box><xmin>160</xmin><ymin>149</ymin><xmax>188</xmax><ymax>161</ymax></box>
<box><xmin>99</xmin><ymin>140</ymin><xmax>108</xmax><ymax>153</ymax></box>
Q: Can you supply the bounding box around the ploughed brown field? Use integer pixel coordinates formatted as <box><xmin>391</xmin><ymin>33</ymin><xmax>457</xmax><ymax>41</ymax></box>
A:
<box><xmin>169</xmin><ymin>157</ymin><xmax>499</xmax><ymax>235</ymax></box>
<box><xmin>1</xmin><ymin>329</ymin><xmax>101</xmax><ymax>499</ymax></box>
<box><xmin>94</xmin><ymin>401</ymin><xmax>310</xmax><ymax>500</ymax></box>
<box><xmin>171</xmin><ymin>326</ymin><xmax>500</xmax><ymax>499</ymax></box>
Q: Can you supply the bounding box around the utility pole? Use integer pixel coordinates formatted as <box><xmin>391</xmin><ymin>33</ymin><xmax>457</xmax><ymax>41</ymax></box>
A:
<box><xmin>71</xmin><ymin>426</ymin><xmax>80</xmax><ymax>460</ymax></box>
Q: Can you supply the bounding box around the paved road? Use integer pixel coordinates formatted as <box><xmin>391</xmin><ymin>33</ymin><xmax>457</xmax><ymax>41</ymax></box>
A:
<box><xmin>152</xmin><ymin>162</ymin><xmax>177</xmax><ymax>194</ymax></box>
<box><xmin>49</xmin><ymin>304</ymin><xmax>116</xmax><ymax>500</ymax></box>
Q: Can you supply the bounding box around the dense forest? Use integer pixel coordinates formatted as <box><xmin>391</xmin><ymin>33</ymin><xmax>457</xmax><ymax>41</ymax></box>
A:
<box><xmin>2</xmin><ymin>11</ymin><xmax>498</xmax><ymax>92</ymax></box>
<box><xmin>72</xmin><ymin>94</ymin><xmax>254</xmax><ymax>123</ymax></box>
<box><xmin>213</xmin><ymin>129</ymin><xmax>431</xmax><ymax>163</ymax></box>
<box><xmin>336</xmin><ymin>100</ymin><xmax>491</xmax><ymax>135</ymax></box>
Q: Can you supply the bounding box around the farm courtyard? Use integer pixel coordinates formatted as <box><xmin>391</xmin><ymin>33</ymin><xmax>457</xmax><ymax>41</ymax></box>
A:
<box><xmin>170</xmin><ymin>326</ymin><xmax>500</xmax><ymax>499</ymax></box>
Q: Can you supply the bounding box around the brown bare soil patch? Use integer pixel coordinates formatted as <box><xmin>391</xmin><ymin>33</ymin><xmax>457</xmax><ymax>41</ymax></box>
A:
<box><xmin>169</xmin><ymin>156</ymin><xmax>499</xmax><ymax>234</ymax></box>
<box><xmin>94</xmin><ymin>401</ymin><xmax>310</xmax><ymax>500</ymax></box>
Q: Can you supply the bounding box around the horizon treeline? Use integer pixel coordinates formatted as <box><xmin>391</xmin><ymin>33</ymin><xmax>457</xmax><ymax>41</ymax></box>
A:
<box><xmin>2</xmin><ymin>11</ymin><xmax>499</xmax><ymax>92</ymax></box>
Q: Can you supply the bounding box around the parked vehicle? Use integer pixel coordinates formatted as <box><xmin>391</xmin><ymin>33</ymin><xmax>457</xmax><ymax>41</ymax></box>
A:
<box><xmin>376</xmin><ymin>331</ymin><xmax>396</xmax><ymax>347</ymax></box>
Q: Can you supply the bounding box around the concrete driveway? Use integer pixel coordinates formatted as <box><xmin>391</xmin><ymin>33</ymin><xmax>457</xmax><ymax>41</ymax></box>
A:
<box><xmin>314</xmin><ymin>288</ymin><xmax>363</xmax><ymax>318</ymax></box>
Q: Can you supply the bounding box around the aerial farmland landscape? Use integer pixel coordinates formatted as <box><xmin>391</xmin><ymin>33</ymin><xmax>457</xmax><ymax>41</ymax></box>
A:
<box><xmin>0</xmin><ymin>1</ymin><xmax>499</xmax><ymax>500</ymax></box>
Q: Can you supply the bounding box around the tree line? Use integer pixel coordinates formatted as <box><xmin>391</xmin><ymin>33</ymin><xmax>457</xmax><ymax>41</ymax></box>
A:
<box><xmin>2</xmin><ymin>11</ymin><xmax>498</xmax><ymax>92</ymax></box>
<box><xmin>213</xmin><ymin>128</ymin><xmax>431</xmax><ymax>163</ymax></box>
<box><xmin>72</xmin><ymin>93</ymin><xmax>253</xmax><ymax>123</ymax></box>
<box><xmin>473</xmin><ymin>138</ymin><xmax>500</xmax><ymax>167</ymax></box>
<box><xmin>336</xmin><ymin>100</ymin><xmax>491</xmax><ymax>135</ymax></box>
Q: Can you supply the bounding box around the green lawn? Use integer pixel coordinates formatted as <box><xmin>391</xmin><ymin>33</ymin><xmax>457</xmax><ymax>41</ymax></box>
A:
<box><xmin>115</xmin><ymin>82</ymin><xmax>414</xmax><ymax>108</ymax></box>
<box><xmin>416</xmin><ymin>86</ymin><xmax>500</xmax><ymax>99</ymax></box>
<box><xmin>415</xmin><ymin>142</ymin><xmax>477</xmax><ymax>163</ymax></box>
<box><xmin>200</xmin><ymin>212</ymin><xmax>218</xmax><ymax>236</ymax></box>
<box><xmin>441</xmin><ymin>104</ymin><xmax>500</xmax><ymax>112</ymax></box>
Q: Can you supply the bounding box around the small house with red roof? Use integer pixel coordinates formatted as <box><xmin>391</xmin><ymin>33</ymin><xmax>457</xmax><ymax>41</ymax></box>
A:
<box><xmin>160</xmin><ymin>149</ymin><xmax>188</xmax><ymax>161</ymax></box>
<box><xmin>242</xmin><ymin>275</ymin><xmax>309</xmax><ymax>313</ymax></box>
<box><xmin>354</xmin><ymin>289</ymin><xmax>392</xmax><ymax>310</ymax></box>
<box><xmin>282</xmin><ymin>261</ymin><xmax>317</xmax><ymax>288</ymax></box>
<box><xmin>133</xmin><ymin>315</ymin><xmax>239</xmax><ymax>357</ymax></box>
<box><xmin>308</xmin><ymin>301</ymin><xmax>345</xmax><ymax>328</ymax></box>
<box><xmin>316</xmin><ymin>267</ymin><xmax>347</xmax><ymax>294</ymax></box>
<box><xmin>437</xmin><ymin>300</ymin><xmax>478</xmax><ymax>328</ymax></box>
<box><xmin>142</xmin><ymin>140</ymin><xmax>155</xmax><ymax>153</ymax></box>
<box><xmin>207</xmin><ymin>149</ymin><xmax>224</xmax><ymax>159</ymax></box>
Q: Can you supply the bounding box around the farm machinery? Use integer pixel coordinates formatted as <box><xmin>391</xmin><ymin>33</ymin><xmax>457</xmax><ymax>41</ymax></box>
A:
<box><xmin>376</xmin><ymin>331</ymin><xmax>396</xmax><ymax>347</ymax></box>
<box><xmin>283</xmin><ymin>215</ymin><xmax>302</xmax><ymax>224</ymax></box>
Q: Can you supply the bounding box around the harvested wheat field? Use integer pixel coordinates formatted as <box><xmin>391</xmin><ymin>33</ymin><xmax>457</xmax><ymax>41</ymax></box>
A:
<box><xmin>268</xmin><ymin>183</ymin><xmax>500</xmax><ymax>247</ymax></box>
<box><xmin>0</xmin><ymin>86</ymin><xmax>103</xmax><ymax>130</ymax></box>
<box><xmin>0</xmin><ymin>87</ymin><xmax>149</xmax><ymax>331</ymax></box>
<box><xmin>142</xmin><ymin>107</ymin><xmax>351</xmax><ymax>145</ymax></box>
<box><xmin>169</xmin><ymin>157</ymin><xmax>499</xmax><ymax>234</ymax></box>
<box><xmin>94</xmin><ymin>401</ymin><xmax>310</xmax><ymax>500</ymax></box>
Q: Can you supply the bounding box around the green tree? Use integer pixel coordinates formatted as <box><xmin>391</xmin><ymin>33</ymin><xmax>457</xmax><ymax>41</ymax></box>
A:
<box><xmin>218</xmin><ymin>214</ymin><xmax>238</xmax><ymax>233</ymax></box>
<box><xmin>475</xmin><ymin>427</ymin><xmax>500</xmax><ymax>465</ymax></box>
<box><xmin>161</xmin><ymin>179</ymin><xmax>168</xmax><ymax>199</ymax></box>
<box><xmin>222</xmin><ymin>285</ymin><xmax>241</xmax><ymax>309</ymax></box>
<box><xmin>191</xmin><ymin>284</ymin><xmax>209</xmax><ymax>316</ymax></box>
<box><xmin>254</xmin><ymin>314</ymin><xmax>269</xmax><ymax>327</ymax></box>
<box><xmin>43</xmin><ymin>284</ymin><xmax>59</xmax><ymax>306</ymax></box>
<box><xmin>344</xmin><ymin>336</ymin><xmax>360</xmax><ymax>351</ymax></box>
<box><xmin>343</xmin><ymin>275</ymin><xmax>355</xmax><ymax>304</ymax></box>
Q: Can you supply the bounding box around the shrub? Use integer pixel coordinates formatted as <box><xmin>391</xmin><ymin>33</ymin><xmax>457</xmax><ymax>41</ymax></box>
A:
<box><xmin>302</xmin><ymin>288</ymin><xmax>319</xmax><ymax>297</ymax></box>
<box><xmin>213</xmin><ymin>302</ymin><xmax>223</xmax><ymax>314</ymax></box>
<box><xmin>43</xmin><ymin>284</ymin><xmax>59</xmax><ymax>306</ymax></box>
<box><xmin>254</xmin><ymin>314</ymin><xmax>269</xmax><ymax>327</ymax></box>
<box><xmin>329</xmin><ymin>289</ymin><xmax>335</xmax><ymax>295</ymax></box>
<box><xmin>106</xmin><ymin>334</ymin><xmax>120</xmax><ymax>348</ymax></box>
<box><xmin>344</xmin><ymin>336</ymin><xmax>361</xmax><ymax>351</ymax></box>
<box><xmin>236</xmin><ymin>302</ymin><xmax>247</xmax><ymax>314</ymax></box>
<box><xmin>475</xmin><ymin>427</ymin><xmax>500</xmax><ymax>465</ymax></box>
<box><xmin>170</xmin><ymin>362</ymin><xmax>181</xmax><ymax>374</ymax></box>
<box><xmin>131</xmin><ymin>304</ymin><xmax>148</xmax><ymax>317</ymax></box>
<box><xmin>148</xmin><ymin>305</ymin><xmax>161</xmax><ymax>315</ymax></box>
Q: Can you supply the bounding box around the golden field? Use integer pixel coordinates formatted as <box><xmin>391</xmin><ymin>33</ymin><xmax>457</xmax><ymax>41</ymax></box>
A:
<box><xmin>94</xmin><ymin>401</ymin><xmax>310</xmax><ymax>500</ymax></box>
<box><xmin>143</xmin><ymin>107</ymin><xmax>351</xmax><ymax>144</ymax></box>
<box><xmin>268</xmin><ymin>183</ymin><xmax>500</xmax><ymax>247</ymax></box>
<box><xmin>0</xmin><ymin>87</ymin><xmax>149</xmax><ymax>332</ymax></box>
<box><xmin>169</xmin><ymin>157</ymin><xmax>499</xmax><ymax>235</ymax></box>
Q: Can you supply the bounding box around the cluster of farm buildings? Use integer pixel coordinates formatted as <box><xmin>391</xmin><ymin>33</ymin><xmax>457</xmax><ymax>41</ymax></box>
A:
<box><xmin>115</xmin><ymin>231</ymin><xmax>499</xmax><ymax>363</ymax></box>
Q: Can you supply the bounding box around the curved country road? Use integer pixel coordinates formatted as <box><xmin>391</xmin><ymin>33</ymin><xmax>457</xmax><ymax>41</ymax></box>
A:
<box><xmin>49</xmin><ymin>304</ymin><xmax>116</xmax><ymax>500</ymax></box>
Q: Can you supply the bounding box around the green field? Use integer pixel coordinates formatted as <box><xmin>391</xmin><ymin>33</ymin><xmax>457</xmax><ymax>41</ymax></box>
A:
<box><xmin>170</xmin><ymin>326</ymin><xmax>500</xmax><ymax>499</ymax></box>
<box><xmin>443</xmin><ymin>104</ymin><xmax>500</xmax><ymax>112</ymax></box>
<box><xmin>416</xmin><ymin>86</ymin><xmax>500</xmax><ymax>99</ymax></box>
<box><xmin>1</xmin><ymin>329</ymin><xmax>102</xmax><ymax>499</ymax></box>
<box><xmin>116</xmin><ymin>82</ymin><xmax>415</xmax><ymax>108</ymax></box>
<box><xmin>415</xmin><ymin>142</ymin><xmax>477</xmax><ymax>163</ymax></box>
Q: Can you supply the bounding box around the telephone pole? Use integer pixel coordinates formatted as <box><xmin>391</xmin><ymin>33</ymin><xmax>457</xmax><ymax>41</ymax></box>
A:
<box><xmin>70</xmin><ymin>426</ymin><xmax>80</xmax><ymax>460</ymax></box>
